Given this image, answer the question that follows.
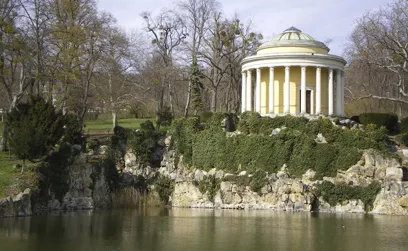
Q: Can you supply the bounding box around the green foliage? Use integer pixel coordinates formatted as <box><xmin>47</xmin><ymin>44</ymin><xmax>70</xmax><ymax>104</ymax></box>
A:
<box><xmin>156</xmin><ymin>105</ymin><xmax>173</xmax><ymax>128</ymax></box>
<box><xmin>400</xmin><ymin>117</ymin><xmax>408</xmax><ymax>134</ymax></box>
<box><xmin>5</xmin><ymin>97</ymin><xmax>84</xmax><ymax>164</ymax></box>
<box><xmin>200</xmin><ymin>111</ymin><xmax>213</xmax><ymax>123</ymax></box>
<box><xmin>127</xmin><ymin>120</ymin><xmax>160</xmax><ymax>166</ymax></box>
<box><xmin>249</xmin><ymin>170</ymin><xmax>268</xmax><ymax>195</ymax></box>
<box><xmin>400</xmin><ymin>133</ymin><xmax>408</xmax><ymax>146</ymax></box>
<box><xmin>359</xmin><ymin>113</ymin><xmax>398</xmax><ymax>133</ymax></box>
<box><xmin>316</xmin><ymin>181</ymin><xmax>381</xmax><ymax>212</ymax></box>
<box><xmin>195</xmin><ymin>175</ymin><xmax>221</xmax><ymax>202</ymax></box>
<box><xmin>190</xmin><ymin>60</ymin><xmax>204</xmax><ymax>113</ymax></box>
<box><xmin>170</xmin><ymin>117</ymin><xmax>202</xmax><ymax>163</ymax></box>
<box><xmin>102</xmin><ymin>148</ymin><xmax>120</xmax><ymax>192</ymax></box>
<box><xmin>154</xmin><ymin>175</ymin><xmax>174</xmax><ymax>204</ymax></box>
<box><xmin>63</xmin><ymin>114</ymin><xmax>84</xmax><ymax>145</ymax></box>
<box><xmin>87</xmin><ymin>138</ymin><xmax>100</xmax><ymax>151</ymax></box>
<box><xmin>170</xmin><ymin>114</ymin><xmax>395</xmax><ymax>179</ymax></box>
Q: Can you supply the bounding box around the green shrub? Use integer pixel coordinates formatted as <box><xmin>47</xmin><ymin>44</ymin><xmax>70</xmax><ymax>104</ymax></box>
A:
<box><xmin>195</xmin><ymin>175</ymin><xmax>220</xmax><ymax>202</ymax></box>
<box><xmin>87</xmin><ymin>138</ymin><xmax>100</xmax><ymax>151</ymax></box>
<box><xmin>316</xmin><ymin>181</ymin><xmax>381</xmax><ymax>212</ymax></box>
<box><xmin>359</xmin><ymin>113</ymin><xmax>398</xmax><ymax>133</ymax></box>
<box><xmin>200</xmin><ymin>111</ymin><xmax>213</xmax><ymax>123</ymax></box>
<box><xmin>401</xmin><ymin>133</ymin><xmax>408</xmax><ymax>146</ymax></box>
<box><xmin>249</xmin><ymin>170</ymin><xmax>268</xmax><ymax>195</ymax></box>
<box><xmin>170</xmin><ymin>114</ymin><xmax>395</xmax><ymax>180</ymax></box>
<box><xmin>400</xmin><ymin>117</ymin><xmax>408</xmax><ymax>134</ymax></box>
<box><xmin>5</xmin><ymin>97</ymin><xmax>84</xmax><ymax>164</ymax></box>
<box><xmin>171</xmin><ymin>117</ymin><xmax>202</xmax><ymax>163</ymax></box>
<box><xmin>127</xmin><ymin>120</ymin><xmax>159</xmax><ymax>165</ymax></box>
<box><xmin>156</xmin><ymin>105</ymin><xmax>173</xmax><ymax>128</ymax></box>
<box><xmin>154</xmin><ymin>175</ymin><xmax>174</xmax><ymax>204</ymax></box>
<box><xmin>359</xmin><ymin>181</ymin><xmax>381</xmax><ymax>211</ymax></box>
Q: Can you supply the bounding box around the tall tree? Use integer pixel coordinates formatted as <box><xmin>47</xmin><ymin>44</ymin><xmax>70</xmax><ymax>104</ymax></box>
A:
<box><xmin>49</xmin><ymin>0</ymin><xmax>103</xmax><ymax>120</ymax></box>
<box><xmin>346</xmin><ymin>0</ymin><xmax>408</xmax><ymax>117</ymax></box>
<box><xmin>96</xmin><ymin>17</ymin><xmax>134</xmax><ymax>128</ymax></box>
<box><xmin>199</xmin><ymin>13</ymin><xmax>261</xmax><ymax>112</ymax></box>
<box><xmin>179</xmin><ymin>0</ymin><xmax>217</xmax><ymax>116</ymax></box>
<box><xmin>141</xmin><ymin>10</ymin><xmax>187</xmax><ymax>122</ymax></box>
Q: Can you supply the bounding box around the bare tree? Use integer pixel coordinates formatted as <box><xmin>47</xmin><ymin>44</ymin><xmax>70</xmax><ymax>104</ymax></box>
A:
<box><xmin>199</xmin><ymin>13</ymin><xmax>261</xmax><ymax>112</ymax></box>
<box><xmin>178</xmin><ymin>0</ymin><xmax>218</xmax><ymax>116</ymax></box>
<box><xmin>141</xmin><ymin>10</ymin><xmax>187</xmax><ymax>122</ymax></box>
<box><xmin>346</xmin><ymin>0</ymin><xmax>408</xmax><ymax>117</ymax></box>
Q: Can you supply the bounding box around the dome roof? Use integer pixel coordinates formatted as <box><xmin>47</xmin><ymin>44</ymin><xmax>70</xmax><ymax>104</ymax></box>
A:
<box><xmin>257</xmin><ymin>26</ymin><xmax>329</xmax><ymax>54</ymax></box>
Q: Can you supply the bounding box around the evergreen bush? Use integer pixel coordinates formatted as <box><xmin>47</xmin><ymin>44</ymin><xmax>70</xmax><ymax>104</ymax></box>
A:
<box><xmin>359</xmin><ymin>112</ymin><xmax>398</xmax><ymax>133</ymax></box>
<box><xmin>316</xmin><ymin>180</ymin><xmax>381</xmax><ymax>212</ymax></box>
<box><xmin>5</xmin><ymin>97</ymin><xmax>83</xmax><ymax>165</ymax></box>
<box><xmin>400</xmin><ymin>117</ymin><xmax>408</xmax><ymax>134</ymax></box>
<box><xmin>169</xmin><ymin>113</ymin><xmax>394</xmax><ymax>179</ymax></box>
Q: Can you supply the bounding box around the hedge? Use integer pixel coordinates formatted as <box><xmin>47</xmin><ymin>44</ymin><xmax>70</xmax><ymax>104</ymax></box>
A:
<box><xmin>316</xmin><ymin>181</ymin><xmax>381</xmax><ymax>211</ymax></box>
<box><xmin>359</xmin><ymin>113</ymin><xmax>398</xmax><ymax>133</ymax></box>
<box><xmin>170</xmin><ymin>113</ymin><xmax>396</xmax><ymax>179</ymax></box>
<box><xmin>400</xmin><ymin>117</ymin><xmax>408</xmax><ymax>134</ymax></box>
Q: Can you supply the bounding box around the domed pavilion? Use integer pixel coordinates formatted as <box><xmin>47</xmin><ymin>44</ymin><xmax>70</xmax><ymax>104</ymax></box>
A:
<box><xmin>241</xmin><ymin>27</ymin><xmax>346</xmax><ymax>116</ymax></box>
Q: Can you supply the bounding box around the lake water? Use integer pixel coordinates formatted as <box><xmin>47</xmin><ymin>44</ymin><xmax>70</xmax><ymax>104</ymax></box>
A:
<box><xmin>1</xmin><ymin>208</ymin><xmax>408</xmax><ymax>251</ymax></box>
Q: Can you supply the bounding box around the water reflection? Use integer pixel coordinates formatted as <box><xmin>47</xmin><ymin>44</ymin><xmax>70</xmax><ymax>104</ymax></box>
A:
<box><xmin>1</xmin><ymin>209</ymin><xmax>408</xmax><ymax>251</ymax></box>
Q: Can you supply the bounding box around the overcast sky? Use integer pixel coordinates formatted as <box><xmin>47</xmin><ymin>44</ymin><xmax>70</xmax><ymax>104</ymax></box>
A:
<box><xmin>97</xmin><ymin>0</ymin><xmax>391</xmax><ymax>56</ymax></box>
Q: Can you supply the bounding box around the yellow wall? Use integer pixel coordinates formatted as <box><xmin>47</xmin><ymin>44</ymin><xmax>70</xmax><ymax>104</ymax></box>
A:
<box><xmin>256</xmin><ymin>66</ymin><xmax>329</xmax><ymax>115</ymax></box>
<box><xmin>257</xmin><ymin>46</ymin><xmax>328</xmax><ymax>55</ymax></box>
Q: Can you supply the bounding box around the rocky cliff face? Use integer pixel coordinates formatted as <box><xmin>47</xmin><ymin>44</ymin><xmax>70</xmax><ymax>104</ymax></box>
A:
<box><xmin>122</xmin><ymin>138</ymin><xmax>408</xmax><ymax>215</ymax></box>
<box><xmin>0</xmin><ymin>145</ymin><xmax>112</xmax><ymax>218</ymax></box>
<box><xmin>59</xmin><ymin>151</ymin><xmax>110</xmax><ymax>211</ymax></box>
<box><xmin>0</xmin><ymin>189</ymin><xmax>32</xmax><ymax>217</ymax></box>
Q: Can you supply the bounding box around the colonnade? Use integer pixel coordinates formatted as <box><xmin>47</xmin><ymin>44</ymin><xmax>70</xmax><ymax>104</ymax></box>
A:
<box><xmin>241</xmin><ymin>66</ymin><xmax>345</xmax><ymax>116</ymax></box>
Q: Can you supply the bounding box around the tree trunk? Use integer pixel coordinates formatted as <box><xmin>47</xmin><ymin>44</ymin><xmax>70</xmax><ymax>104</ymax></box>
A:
<box><xmin>112</xmin><ymin>112</ymin><xmax>118</xmax><ymax>129</ymax></box>
<box><xmin>184</xmin><ymin>80</ymin><xmax>192</xmax><ymax>117</ymax></box>
<box><xmin>211</xmin><ymin>88</ymin><xmax>217</xmax><ymax>112</ymax></box>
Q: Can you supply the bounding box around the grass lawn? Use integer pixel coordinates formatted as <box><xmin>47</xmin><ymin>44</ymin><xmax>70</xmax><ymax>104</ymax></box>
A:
<box><xmin>84</xmin><ymin>118</ymin><xmax>152</xmax><ymax>135</ymax></box>
<box><xmin>0</xmin><ymin>152</ymin><xmax>38</xmax><ymax>198</ymax></box>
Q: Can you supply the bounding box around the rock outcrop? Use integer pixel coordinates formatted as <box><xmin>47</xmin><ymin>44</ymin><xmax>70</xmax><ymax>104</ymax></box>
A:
<box><xmin>125</xmin><ymin>141</ymin><xmax>408</xmax><ymax>215</ymax></box>
<box><xmin>62</xmin><ymin>151</ymin><xmax>111</xmax><ymax>210</ymax></box>
<box><xmin>0</xmin><ymin>188</ymin><xmax>32</xmax><ymax>217</ymax></box>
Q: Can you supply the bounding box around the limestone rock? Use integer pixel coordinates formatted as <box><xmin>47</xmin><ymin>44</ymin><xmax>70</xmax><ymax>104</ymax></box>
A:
<box><xmin>0</xmin><ymin>188</ymin><xmax>32</xmax><ymax>217</ymax></box>
<box><xmin>386</xmin><ymin>167</ymin><xmax>403</xmax><ymax>181</ymax></box>
<box><xmin>315</xmin><ymin>133</ymin><xmax>327</xmax><ymax>143</ymax></box>
<box><xmin>194</xmin><ymin>169</ymin><xmax>205</xmax><ymax>181</ymax></box>
<box><xmin>302</xmin><ymin>169</ymin><xmax>316</xmax><ymax>181</ymax></box>
<box><xmin>124</xmin><ymin>152</ymin><xmax>137</xmax><ymax>168</ymax></box>
<box><xmin>172</xmin><ymin>182</ymin><xmax>209</xmax><ymax>207</ymax></box>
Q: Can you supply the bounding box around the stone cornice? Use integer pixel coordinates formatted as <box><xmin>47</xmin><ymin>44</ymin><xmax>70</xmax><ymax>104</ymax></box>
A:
<box><xmin>242</xmin><ymin>53</ymin><xmax>347</xmax><ymax>71</ymax></box>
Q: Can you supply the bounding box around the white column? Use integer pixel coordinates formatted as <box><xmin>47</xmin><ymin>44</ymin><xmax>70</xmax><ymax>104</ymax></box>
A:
<box><xmin>316</xmin><ymin>67</ymin><xmax>321</xmax><ymax>114</ymax></box>
<box><xmin>256</xmin><ymin>68</ymin><xmax>261</xmax><ymax>113</ymax></box>
<box><xmin>336</xmin><ymin>69</ymin><xmax>342</xmax><ymax>116</ymax></box>
<box><xmin>328</xmin><ymin>68</ymin><xmax>334</xmax><ymax>116</ymax></box>
<box><xmin>311</xmin><ymin>90</ymin><xmax>315</xmax><ymax>115</ymax></box>
<box><xmin>269</xmin><ymin>67</ymin><xmax>274</xmax><ymax>114</ymax></box>
<box><xmin>341</xmin><ymin>71</ymin><xmax>345</xmax><ymax>116</ymax></box>
<box><xmin>301</xmin><ymin>66</ymin><xmax>307</xmax><ymax>114</ymax></box>
<box><xmin>241</xmin><ymin>72</ymin><xmax>246</xmax><ymax>113</ymax></box>
<box><xmin>284</xmin><ymin>66</ymin><xmax>290</xmax><ymax>113</ymax></box>
<box><xmin>246</xmin><ymin>70</ymin><xmax>252</xmax><ymax>111</ymax></box>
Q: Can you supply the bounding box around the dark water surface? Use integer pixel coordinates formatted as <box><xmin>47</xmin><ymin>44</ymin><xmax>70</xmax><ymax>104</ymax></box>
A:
<box><xmin>1</xmin><ymin>208</ymin><xmax>408</xmax><ymax>251</ymax></box>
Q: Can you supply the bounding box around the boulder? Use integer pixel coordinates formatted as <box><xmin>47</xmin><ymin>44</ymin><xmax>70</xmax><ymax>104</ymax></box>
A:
<box><xmin>386</xmin><ymin>167</ymin><xmax>403</xmax><ymax>181</ymax></box>
<box><xmin>0</xmin><ymin>188</ymin><xmax>32</xmax><ymax>218</ymax></box>
<box><xmin>302</xmin><ymin>169</ymin><xmax>316</xmax><ymax>181</ymax></box>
